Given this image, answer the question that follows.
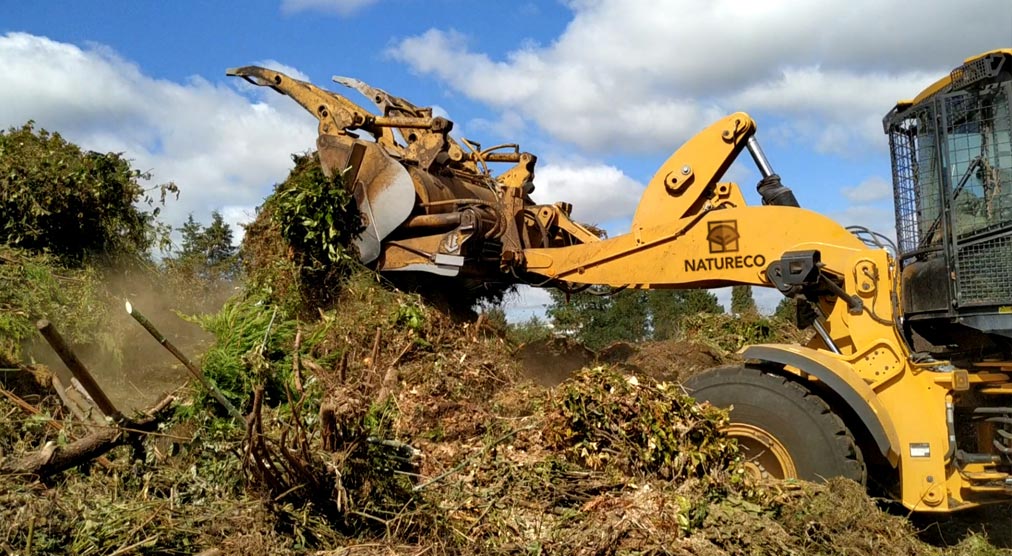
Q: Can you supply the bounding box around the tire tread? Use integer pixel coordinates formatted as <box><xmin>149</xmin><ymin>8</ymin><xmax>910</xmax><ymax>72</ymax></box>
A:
<box><xmin>686</xmin><ymin>365</ymin><xmax>866</xmax><ymax>483</ymax></box>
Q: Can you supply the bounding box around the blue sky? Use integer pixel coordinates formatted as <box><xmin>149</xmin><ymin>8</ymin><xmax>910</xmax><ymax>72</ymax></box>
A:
<box><xmin>3</xmin><ymin>0</ymin><xmax>1010</xmax><ymax>317</ymax></box>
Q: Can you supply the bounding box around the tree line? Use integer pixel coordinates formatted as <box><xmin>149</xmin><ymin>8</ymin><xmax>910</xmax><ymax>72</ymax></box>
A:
<box><xmin>502</xmin><ymin>284</ymin><xmax>796</xmax><ymax>350</ymax></box>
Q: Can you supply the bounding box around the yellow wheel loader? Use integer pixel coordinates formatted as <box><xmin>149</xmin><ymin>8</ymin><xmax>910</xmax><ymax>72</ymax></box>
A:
<box><xmin>229</xmin><ymin>48</ymin><xmax>1012</xmax><ymax>512</ymax></box>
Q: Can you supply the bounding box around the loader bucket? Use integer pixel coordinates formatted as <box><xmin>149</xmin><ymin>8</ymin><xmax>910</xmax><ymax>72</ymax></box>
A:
<box><xmin>316</xmin><ymin>134</ymin><xmax>415</xmax><ymax>264</ymax></box>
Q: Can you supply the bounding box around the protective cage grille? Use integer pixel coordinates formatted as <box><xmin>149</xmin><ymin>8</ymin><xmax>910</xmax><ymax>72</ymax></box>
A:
<box><xmin>889</xmin><ymin>106</ymin><xmax>942</xmax><ymax>254</ymax></box>
<box><xmin>887</xmin><ymin>77</ymin><xmax>1012</xmax><ymax>307</ymax></box>
<box><xmin>957</xmin><ymin>234</ymin><xmax>1012</xmax><ymax>305</ymax></box>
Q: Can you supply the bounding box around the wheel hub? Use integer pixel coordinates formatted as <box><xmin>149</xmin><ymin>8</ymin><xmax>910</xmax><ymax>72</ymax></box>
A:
<box><xmin>725</xmin><ymin>422</ymin><xmax>798</xmax><ymax>481</ymax></box>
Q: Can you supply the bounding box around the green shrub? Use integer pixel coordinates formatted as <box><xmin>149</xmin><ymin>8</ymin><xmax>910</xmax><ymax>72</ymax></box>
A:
<box><xmin>0</xmin><ymin>122</ymin><xmax>172</xmax><ymax>265</ymax></box>
<box><xmin>0</xmin><ymin>247</ymin><xmax>107</xmax><ymax>366</ymax></box>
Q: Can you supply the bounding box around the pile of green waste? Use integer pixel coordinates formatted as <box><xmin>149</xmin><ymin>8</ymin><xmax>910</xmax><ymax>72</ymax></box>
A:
<box><xmin>1</xmin><ymin>151</ymin><xmax>1007</xmax><ymax>555</ymax></box>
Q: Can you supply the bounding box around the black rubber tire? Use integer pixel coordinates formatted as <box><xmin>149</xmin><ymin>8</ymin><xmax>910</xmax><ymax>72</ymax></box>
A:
<box><xmin>684</xmin><ymin>365</ymin><xmax>865</xmax><ymax>483</ymax></box>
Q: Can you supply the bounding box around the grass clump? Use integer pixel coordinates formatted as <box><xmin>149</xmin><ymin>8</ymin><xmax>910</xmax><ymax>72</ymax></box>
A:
<box><xmin>0</xmin><ymin>246</ymin><xmax>108</xmax><ymax>367</ymax></box>
<box><xmin>189</xmin><ymin>294</ymin><xmax>298</xmax><ymax>413</ymax></box>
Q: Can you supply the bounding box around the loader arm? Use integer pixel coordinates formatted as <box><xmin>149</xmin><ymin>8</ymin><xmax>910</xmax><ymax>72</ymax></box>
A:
<box><xmin>228</xmin><ymin>65</ymin><xmax>374</xmax><ymax>138</ymax></box>
<box><xmin>520</xmin><ymin>112</ymin><xmax>849</xmax><ymax>291</ymax></box>
<box><xmin>228</xmin><ymin>66</ymin><xmax>586</xmax><ymax>281</ymax></box>
<box><xmin>227</xmin><ymin>66</ymin><xmax>452</xmax><ymax>157</ymax></box>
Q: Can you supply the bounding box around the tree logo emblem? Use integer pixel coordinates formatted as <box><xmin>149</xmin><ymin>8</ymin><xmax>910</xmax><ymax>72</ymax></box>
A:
<box><xmin>707</xmin><ymin>220</ymin><xmax>739</xmax><ymax>253</ymax></box>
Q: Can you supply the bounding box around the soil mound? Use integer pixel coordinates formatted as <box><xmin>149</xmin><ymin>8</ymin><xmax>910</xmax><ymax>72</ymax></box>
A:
<box><xmin>517</xmin><ymin>337</ymin><xmax>722</xmax><ymax>387</ymax></box>
<box><xmin>516</xmin><ymin>336</ymin><xmax>596</xmax><ymax>386</ymax></box>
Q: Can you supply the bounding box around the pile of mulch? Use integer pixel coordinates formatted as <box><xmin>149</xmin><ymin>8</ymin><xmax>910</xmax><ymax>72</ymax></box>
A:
<box><xmin>1</xmin><ymin>146</ymin><xmax>1007</xmax><ymax>554</ymax></box>
<box><xmin>2</xmin><ymin>272</ymin><xmax>1008</xmax><ymax>554</ymax></box>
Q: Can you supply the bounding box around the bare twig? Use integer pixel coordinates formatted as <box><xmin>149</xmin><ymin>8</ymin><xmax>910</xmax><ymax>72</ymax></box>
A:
<box><xmin>50</xmin><ymin>374</ymin><xmax>97</xmax><ymax>424</ymax></box>
<box><xmin>36</xmin><ymin>320</ymin><xmax>123</xmax><ymax>421</ymax></box>
<box><xmin>338</xmin><ymin>351</ymin><xmax>349</xmax><ymax>384</ymax></box>
<box><xmin>389</xmin><ymin>341</ymin><xmax>412</xmax><ymax>368</ymax></box>
<box><xmin>376</xmin><ymin>342</ymin><xmax>412</xmax><ymax>407</ymax></box>
<box><xmin>413</xmin><ymin>427</ymin><xmax>532</xmax><ymax>492</ymax></box>
<box><xmin>292</xmin><ymin>327</ymin><xmax>304</xmax><ymax>394</ymax></box>
<box><xmin>472</xmin><ymin>313</ymin><xmax>486</xmax><ymax>340</ymax></box>
<box><xmin>125</xmin><ymin>300</ymin><xmax>242</xmax><ymax>421</ymax></box>
<box><xmin>261</xmin><ymin>307</ymin><xmax>278</xmax><ymax>351</ymax></box>
<box><xmin>106</xmin><ymin>535</ymin><xmax>158</xmax><ymax>556</ymax></box>
<box><xmin>369</xmin><ymin>327</ymin><xmax>382</xmax><ymax>369</ymax></box>
<box><xmin>0</xmin><ymin>394</ymin><xmax>174</xmax><ymax>477</ymax></box>
<box><xmin>0</xmin><ymin>386</ymin><xmax>112</xmax><ymax>469</ymax></box>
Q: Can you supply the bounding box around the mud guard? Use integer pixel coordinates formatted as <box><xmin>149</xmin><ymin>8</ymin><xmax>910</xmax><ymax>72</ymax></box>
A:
<box><xmin>741</xmin><ymin>344</ymin><xmax>900</xmax><ymax>466</ymax></box>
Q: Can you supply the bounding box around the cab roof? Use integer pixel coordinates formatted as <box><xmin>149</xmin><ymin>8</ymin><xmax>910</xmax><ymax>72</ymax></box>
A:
<box><xmin>889</xmin><ymin>49</ymin><xmax>1012</xmax><ymax>116</ymax></box>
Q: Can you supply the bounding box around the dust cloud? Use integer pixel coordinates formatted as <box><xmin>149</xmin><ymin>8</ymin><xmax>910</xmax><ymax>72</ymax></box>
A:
<box><xmin>29</xmin><ymin>269</ymin><xmax>233</xmax><ymax>414</ymax></box>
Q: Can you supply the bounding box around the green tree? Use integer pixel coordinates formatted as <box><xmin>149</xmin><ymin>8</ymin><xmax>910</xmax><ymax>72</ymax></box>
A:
<box><xmin>179</xmin><ymin>215</ymin><xmax>203</xmax><ymax>258</ymax></box>
<box><xmin>172</xmin><ymin>211</ymin><xmax>240</xmax><ymax>281</ymax></box>
<box><xmin>548</xmin><ymin>289</ymin><xmax>649</xmax><ymax>350</ymax></box>
<box><xmin>731</xmin><ymin>285</ymin><xmax>757</xmax><ymax>315</ymax></box>
<box><xmin>184</xmin><ymin>210</ymin><xmax>234</xmax><ymax>267</ymax></box>
<box><xmin>648</xmin><ymin>289</ymin><xmax>723</xmax><ymax>340</ymax></box>
<box><xmin>0</xmin><ymin>122</ymin><xmax>172</xmax><ymax>264</ymax></box>
<box><xmin>547</xmin><ymin>288</ymin><xmax>729</xmax><ymax>347</ymax></box>
<box><xmin>507</xmin><ymin>315</ymin><xmax>553</xmax><ymax>345</ymax></box>
<box><xmin>773</xmin><ymin>297</ymin><xmax>797</xmax><ymax>323</ymax></box>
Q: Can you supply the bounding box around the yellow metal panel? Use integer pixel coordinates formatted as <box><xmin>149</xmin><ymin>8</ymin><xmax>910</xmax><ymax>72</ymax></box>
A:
<box><xmin>892</xmin><ymin>49</ymin><xmax>1012</xmax><ymax>113</ymax></box>
<box><xmin>524</xmin><ymin>205</ymin><xmax>865</xmax><ymax>288</ymax></box>
<box><xmin>631</xmin><ymin>113</ymin><xmax>755</xmax><ymax>230</ymax></box>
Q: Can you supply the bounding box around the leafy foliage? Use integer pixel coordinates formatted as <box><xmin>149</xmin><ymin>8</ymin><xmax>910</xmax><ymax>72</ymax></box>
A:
<box><xmin>680</xmin><ymin>311</ymin><xmax>802</xmax><ymax>356</ymax></box>
<box><xmin>191</xmin><ymin>294</ymin><xmax>298</xmax><ymax>412</ymax></box>
<box><xmin>273</xmin><ymin>152</ymin><xmax>362</xmax><ymax>268</ymax></box>
<box><xmin>0</xmin><ymin>122</ymin><xmax>172</xmax><ymax>265</ymax></box>
<box><xmin>546</xmin><ymin>366</ymin><xmax>739</xmax><ymax>481</ymax></box>
<box><xmin>0</xmin><ymin>247</ymin><xmax>107</xmax><ymax>366</ymax></box>
<box><xmin>730</xmin><ymin>285</ymin><xmax>757</xmax><ymax>314</ymax></box>
<box><xmin>243</xmin><ymin>152</ymin><xmax>364</xmax><ymax>315</ymax></box>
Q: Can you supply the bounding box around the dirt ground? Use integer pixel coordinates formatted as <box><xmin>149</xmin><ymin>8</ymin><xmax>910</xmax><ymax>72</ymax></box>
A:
<box><xmin>915</xmin><ymin>504</ymin><xmax>1012</xmax><ymax>549</ymax></box>
<box><xmin>517</xmin><ymin>337</ymin><xmax>722</xmax><ymax>387</ymax></box>
<box><xmin>31</xmin><ymin>308</ymin><xmax>205</xmax><ymax>415</ymax></box>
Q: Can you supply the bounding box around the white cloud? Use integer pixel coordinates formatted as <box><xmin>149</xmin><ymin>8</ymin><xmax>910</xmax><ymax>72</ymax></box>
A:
<box><xmin>503</xmin><ymin>285</ymin><xmax>553</xmax><ymax>323</ymax></box>
<box><xmin>830</xmin><ymin>175</ymin><xmax>898</xmax><ymax>243</ymax></box>
<box><xmin>280</xmin><ymin>0</ymin><xmax>378</xmax><ymax>16</ymax></box>
<box><xmin>253</xmin><ymin>59</ymin><xmax>311</xmax><ymax>82</ymax></box>
<box><xmin>530</xmin><ymin>162</ymin><xmax>644</xmax><ymax>225</ymax></box>
<box><xmin>388</xmin><ymin>0</ymin><xmax>1010</xmax><ymax>155</ymax></box>
<box><xmin>467</xmin><ymin>110</ymin><xmax>527</xmax><ymax>140</ymax></box>
<box><xmin>220</xmin><ymin>205</ymin><xmax>259</xmax><ymax>242</ymax></box>
<box><xmin>841</xmin><ymin>176</ymin><xmax>892</xmax><ymax>203</ymax></box>
<box><xmin>829</xmin><ymin>204</ymin><xmax>896</xmax><ymax>238</ymax></box>
<box><xmin>729</xmin><ymin>68</ymin><xmax>938</xmax><ymax>155</ymax></box>
<box><xmin>0</xmin><ymin>33</ymin><xmax>317</xmax><ymax>244</ymax></box>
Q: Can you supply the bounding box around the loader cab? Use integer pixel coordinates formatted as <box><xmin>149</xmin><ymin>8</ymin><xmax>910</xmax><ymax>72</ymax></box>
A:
<box><xmin>884</xmin><ymin>50</ymin><xmax>1012</xmax><ymax>355</ymax></box>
